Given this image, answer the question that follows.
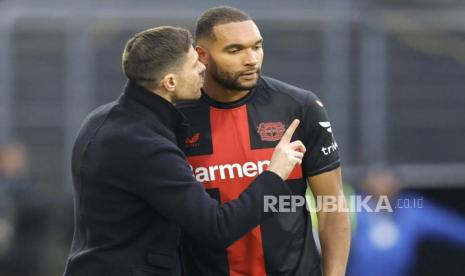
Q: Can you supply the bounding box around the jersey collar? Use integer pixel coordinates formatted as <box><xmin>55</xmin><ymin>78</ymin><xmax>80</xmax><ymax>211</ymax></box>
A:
<box><xmin>200</xmin><ymin>78</ymin><xmax>262</xmax><ymax>109</ymax></box>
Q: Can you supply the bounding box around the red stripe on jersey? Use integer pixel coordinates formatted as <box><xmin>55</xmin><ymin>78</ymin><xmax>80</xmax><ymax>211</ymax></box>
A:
<box><xmin>187</xmin><ymin>105</ymin><xmax>302</xmax><ymax>276</ymax></box>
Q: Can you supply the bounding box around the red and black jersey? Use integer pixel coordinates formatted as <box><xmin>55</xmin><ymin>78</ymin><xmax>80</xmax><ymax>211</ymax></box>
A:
<box><xmin>178</xmin><ymin>76</ymin><xmax>340</xmax><ymax>276</ymax></box>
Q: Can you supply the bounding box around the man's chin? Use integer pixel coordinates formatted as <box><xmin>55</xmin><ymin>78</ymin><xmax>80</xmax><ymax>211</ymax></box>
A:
<box><xmin>240</xmin><ymin>74</ymin><xmax>260</xmax><ymax>87</ymax></box>
<box><xmin>237</xmin><ymin>80</ymin><xmax>258</xmax><ymax>91</ymax></box>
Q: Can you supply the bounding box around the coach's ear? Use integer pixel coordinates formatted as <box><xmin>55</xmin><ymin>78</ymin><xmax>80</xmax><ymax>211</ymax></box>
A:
<box><xmin>160</xmin><ymin>73</ymin><xmax>176</xmax><ymax>92</ymax></box>
<box><xmin>195</xmin><ymin>46</ymin><xmax>208</xmax><ymax>65</ymax></box>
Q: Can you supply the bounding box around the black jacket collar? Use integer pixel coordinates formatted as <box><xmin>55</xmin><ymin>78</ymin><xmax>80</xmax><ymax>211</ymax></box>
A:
<box><xmin>123</xmin><ymin>81</ymin><xmax>189</xmax><ymax>147</ymax></box>
<box><xmin>123</xmin><ymin>81</ymin><xmax>186</xmax><ymax>130</ymax></box>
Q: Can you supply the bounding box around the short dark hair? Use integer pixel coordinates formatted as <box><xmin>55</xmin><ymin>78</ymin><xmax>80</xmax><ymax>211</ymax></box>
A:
<box><xmin>122</xmin><ymin>26</ymin><xmax>193</xmax><ymax>89</ymax></box>
<box><xmin>195</xmin><ymin>6</ymin><xmax>251</xmax><ymax>42</ymax></box>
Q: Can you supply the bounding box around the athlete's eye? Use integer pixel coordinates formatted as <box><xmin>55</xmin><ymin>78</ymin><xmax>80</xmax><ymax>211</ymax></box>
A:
<box><xmin>254</xmin><ymin>44</ymin><xmax>263</xmax><ymax>50</ymax></box>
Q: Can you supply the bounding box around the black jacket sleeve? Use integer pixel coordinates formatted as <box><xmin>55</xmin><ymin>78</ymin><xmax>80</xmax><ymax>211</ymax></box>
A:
<box><xmin>128</xmin><ymin>139</ymin><xmax>291</xmax><ymax>248</ymax></box>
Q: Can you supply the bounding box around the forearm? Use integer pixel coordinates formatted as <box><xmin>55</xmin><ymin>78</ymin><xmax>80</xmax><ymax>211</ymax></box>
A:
<box><xmin>318</xmin><ymin>204</ymin><xmax>350</xmax><ymax>276</ymax></box>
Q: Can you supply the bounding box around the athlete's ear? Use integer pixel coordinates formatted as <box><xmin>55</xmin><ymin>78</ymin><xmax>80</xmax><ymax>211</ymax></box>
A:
<box><xmin>195</xmin><ymin>45</ymin><xmax>208</xmax><ymax>66</ymax></box>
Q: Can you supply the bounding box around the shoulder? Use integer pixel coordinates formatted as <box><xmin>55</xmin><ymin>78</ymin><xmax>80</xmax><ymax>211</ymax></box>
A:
<box><xmin>259</xmin><ymin>76</ymin><xmax>321</xmax><ymax>106</ymax></box>
<box><xmin>82</xmin><ymin>101</ymin><xmax>118</xmax><ymax>128</ymax></box>
<box><xmin>75</xmin><ymin>101</ymin><xmax>119</xmax><ymax>145</ymax></box>
<box><xmin>87</xmin><ymin>112</ymin><xmax>180</xmax><ymax>174</ymax></box>
<box><xmin>86</xmin><ymin>101</ymin><xmax>173</xmax><ymax>150</ymax></box>
<box><xmin>258</xmin><ymin>76</ymin><xmax>327</xmax><ymax>121</ymax></box>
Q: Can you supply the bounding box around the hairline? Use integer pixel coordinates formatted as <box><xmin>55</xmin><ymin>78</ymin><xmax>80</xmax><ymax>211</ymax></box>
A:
<box><xmin>196</xmin><ymin>19</ymin><xmax>255</xmax><ymax>45</ymax></box>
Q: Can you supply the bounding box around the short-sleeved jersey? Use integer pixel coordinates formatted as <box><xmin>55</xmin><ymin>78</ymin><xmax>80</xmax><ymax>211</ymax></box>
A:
<box><xmin>177</xmin><ymin>76</ymin><xmax>340</xmax><ymax>276</ymax></box>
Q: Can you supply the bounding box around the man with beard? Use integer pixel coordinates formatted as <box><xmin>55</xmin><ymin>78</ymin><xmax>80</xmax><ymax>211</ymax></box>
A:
<box><xmin>178</xmin><ymin>6</ymin><xmax>350</xmax><ymax>276</ymax></box>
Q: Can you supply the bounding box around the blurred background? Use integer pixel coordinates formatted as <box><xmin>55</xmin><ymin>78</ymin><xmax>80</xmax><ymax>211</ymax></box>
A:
<box><xmin>0</xmin><ymin>0</ymin><xmax>465</xmax><ymax>275</ymax></box>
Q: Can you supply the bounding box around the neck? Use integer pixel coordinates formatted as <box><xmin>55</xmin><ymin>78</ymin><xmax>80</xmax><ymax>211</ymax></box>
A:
<box><xmin>153</xmin><ymin>89</ymin><xmax>175</xmax><ymax>105</ymax></box>
<box><xmin>137</xmin><ymin>82</ymin><xmax>176</xmax><ymax>105</ymax></box>
<box><xmin>202</xmin><ymin>74</ymin><xmax>249</xmax><ymax>103</ymax></box>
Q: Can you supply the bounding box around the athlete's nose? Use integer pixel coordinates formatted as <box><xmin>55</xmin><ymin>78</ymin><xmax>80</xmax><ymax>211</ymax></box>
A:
<box><xmin>243</xmin><ymin>49</ymin><xmax>258</xmax><ymax>67</ymax></box>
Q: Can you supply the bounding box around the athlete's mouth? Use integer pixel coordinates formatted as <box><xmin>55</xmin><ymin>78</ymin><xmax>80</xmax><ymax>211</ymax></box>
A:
<box><xmin>240</xmin><ymin>70</ymin><xmax>258</xmax><ymax>76</ymax></box>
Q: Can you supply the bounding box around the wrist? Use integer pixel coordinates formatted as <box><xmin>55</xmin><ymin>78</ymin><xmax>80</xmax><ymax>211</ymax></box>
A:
<box><xmin>266</xmin><ymin>168</ymin><xmax>284</xmax><ymax>181</ymax></box>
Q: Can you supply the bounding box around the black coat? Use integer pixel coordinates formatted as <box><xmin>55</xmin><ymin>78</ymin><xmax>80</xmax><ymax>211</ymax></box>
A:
<box><xmin>63</xmin><ymin>82</ymin><xmax>291</xmax><ymax>276</ymax></box>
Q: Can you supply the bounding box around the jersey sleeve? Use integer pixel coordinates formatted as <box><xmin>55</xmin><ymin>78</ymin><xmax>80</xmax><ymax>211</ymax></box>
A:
<box><xmin>301</xmin><ymin>92</ymin><xmax>340</xmax><ymax>177</ymax></box>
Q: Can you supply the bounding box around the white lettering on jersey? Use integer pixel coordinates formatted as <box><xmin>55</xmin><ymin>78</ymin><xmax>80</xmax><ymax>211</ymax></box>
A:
<box><xmin>321</xmin><ymin>142</ymin><xmax>338</xmax><ymax>156</ymax></box>
<box><xmin>191</xmin><ymin>160</ymin><xmax>271</xmax><ymax>182</ymax></box>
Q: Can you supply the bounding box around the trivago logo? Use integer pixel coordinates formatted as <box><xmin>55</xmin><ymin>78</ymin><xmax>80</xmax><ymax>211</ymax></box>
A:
<box><xmin>321</xmin><ymin>141</ymin><xmax>338</xmax><ymax>156</ymax></box>
<box><xmin>190</xmin><ymin>160</ymin><xmax>271</xmax><ymax>182</ymax></box>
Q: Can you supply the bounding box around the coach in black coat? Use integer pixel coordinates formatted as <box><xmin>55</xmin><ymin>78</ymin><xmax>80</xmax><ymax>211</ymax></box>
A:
<box><xmin>63</xmin><ymin>27</ymin><xmax>305</xmax><ymax>276</ymax></box>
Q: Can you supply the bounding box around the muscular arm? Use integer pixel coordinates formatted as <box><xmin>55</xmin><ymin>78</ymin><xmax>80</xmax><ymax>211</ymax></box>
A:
<box><xmin>308</xmin><ymin>167</ymin><xmax>350</xmax><ymax>276</ymax></box>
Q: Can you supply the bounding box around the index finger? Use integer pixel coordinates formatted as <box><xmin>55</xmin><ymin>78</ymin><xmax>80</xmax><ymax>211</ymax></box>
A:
<box><xmin>280</xmin><ymin>119</ymin><xmax>300</xmax><ymax>144</ymax></box>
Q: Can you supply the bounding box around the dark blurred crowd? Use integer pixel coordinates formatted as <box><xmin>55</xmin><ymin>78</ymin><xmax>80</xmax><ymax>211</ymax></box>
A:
<box><xmin>348</xmin><ymin>167</ymin><xmax>465</xmax><ymax>276</ymax></box>
<box><xmin>0</xmin><ymin>142</ymin><xmax>51</xmax><ymax>276</ymax></box>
